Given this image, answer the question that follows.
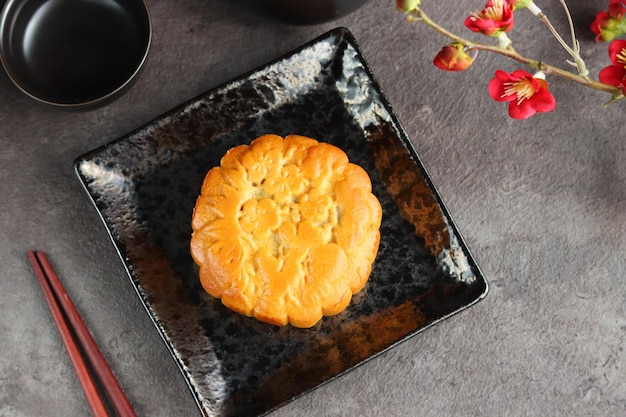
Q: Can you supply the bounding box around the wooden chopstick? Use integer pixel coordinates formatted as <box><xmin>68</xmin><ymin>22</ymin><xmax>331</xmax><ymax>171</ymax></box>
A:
<box><xmin>27</xmin><ymin>250</ymin><xmax>136</xmax><ymax>417</ymax></box>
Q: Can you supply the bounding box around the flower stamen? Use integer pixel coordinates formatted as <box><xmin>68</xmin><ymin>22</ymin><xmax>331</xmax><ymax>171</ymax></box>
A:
<box><xmin>617</xmin><ymin>47</ymin><xmax>626</xmax><ymax>67</ymax></box>
<box><xmin>503</xmin><ymin>79</ymin><xmax>536</xmax><ymax>104</ymax></box>
<box><xmin>473</xmin><ymin>0</ymin><xmax>505</xmax><ymax>20</ymax></box>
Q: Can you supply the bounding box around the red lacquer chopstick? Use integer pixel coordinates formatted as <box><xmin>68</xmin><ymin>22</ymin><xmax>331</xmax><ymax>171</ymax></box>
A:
<box><xmin>27</xmin><ymin>250</ymin><xmax>137</xmax><ymax>417</ymax></box>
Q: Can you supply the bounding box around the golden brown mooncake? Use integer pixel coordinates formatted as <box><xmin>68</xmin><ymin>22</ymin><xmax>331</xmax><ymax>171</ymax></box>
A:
<box><xmin>190</xmin><ymin>134</ymin><xmax>382</xmax><ymax>328</ymax></box>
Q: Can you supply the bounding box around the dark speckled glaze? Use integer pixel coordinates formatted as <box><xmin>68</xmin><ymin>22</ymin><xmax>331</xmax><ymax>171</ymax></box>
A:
<box><xmin>75</xmin><ymin>28</ymin><xmax>488</xmax><ymax>417</ymax></box>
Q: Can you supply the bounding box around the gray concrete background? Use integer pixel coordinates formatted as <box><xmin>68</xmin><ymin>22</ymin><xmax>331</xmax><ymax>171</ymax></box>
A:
<box><xmin>1</xmin><ymin>0</ymin><xmax>625</xmax><ymax>416</ymax></box>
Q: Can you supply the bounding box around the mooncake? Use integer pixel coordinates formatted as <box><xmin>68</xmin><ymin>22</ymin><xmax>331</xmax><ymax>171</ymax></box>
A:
<box><xmin>190</xmin><ymin>134</ymin><xmax>382</xmax><ymax>328</ymax></box>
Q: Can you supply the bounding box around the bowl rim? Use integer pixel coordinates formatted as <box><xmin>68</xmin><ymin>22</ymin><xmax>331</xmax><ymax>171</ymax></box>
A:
<box><xmin>0</xmin><ymin>0</ymin><xmax>153</xmax><ymax>108</ymax></box>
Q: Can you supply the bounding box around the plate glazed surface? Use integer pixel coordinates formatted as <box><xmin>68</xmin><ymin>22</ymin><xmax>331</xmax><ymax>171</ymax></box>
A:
<box><xmin>75</xmin><ymin>28</ymin><xmax>488</xmax><ymax>417</ymax></box>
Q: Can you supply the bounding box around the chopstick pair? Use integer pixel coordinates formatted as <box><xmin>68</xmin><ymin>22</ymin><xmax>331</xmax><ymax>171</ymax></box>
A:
<box><xmin>27</xmin><ymin>250</ymin><xmax>136</xmax><ymax>417</ymax></box>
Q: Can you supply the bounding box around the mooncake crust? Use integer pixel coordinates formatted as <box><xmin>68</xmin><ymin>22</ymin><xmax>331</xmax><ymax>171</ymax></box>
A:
<box><xmin>190</xmin><ymin>134</ymin><xmax>382</xmax><ymax>328</ymax></box>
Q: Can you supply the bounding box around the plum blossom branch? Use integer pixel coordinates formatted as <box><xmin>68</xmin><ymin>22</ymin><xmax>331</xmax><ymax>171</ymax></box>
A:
<box><xmin>399</xmin><ymin>0</ymin><xmax>624</xmax><ymax>113</ymax></box>
<box><xmin>413</xmin><ymin>7</ymin><xmax>618</xmax><ymax>95</ymax></box>
<box><xmin>557</xmin><ymin>0</ymin><xmax>577</xmax><ymax>52</ymax></box>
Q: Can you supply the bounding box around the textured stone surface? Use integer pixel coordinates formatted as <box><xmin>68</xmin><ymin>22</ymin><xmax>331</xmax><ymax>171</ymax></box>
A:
<box><xmin>1</xmin><ymin>1</ymin><xmax>625</xmax><ymax>416</ymax></box>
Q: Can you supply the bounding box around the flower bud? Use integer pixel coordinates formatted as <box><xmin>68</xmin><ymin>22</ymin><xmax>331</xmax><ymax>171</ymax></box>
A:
<box><xmin>509</xmin><ymin>0</ymin><xmax>534</xmax><ymax>10</ymax></box>
<box><xmin>396</xmin><ymin>0</ymin><xmax>421</xmax><ymax>13</ymax></box>
<box><xmin>433</xmin><ymin>43</ymin><xmax>474</xmax><ymax>72</ymax></box>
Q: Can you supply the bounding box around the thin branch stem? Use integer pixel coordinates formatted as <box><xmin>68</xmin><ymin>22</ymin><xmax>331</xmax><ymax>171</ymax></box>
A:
<box><xmin>538</xmin><ymin>15</ymin><xmax>575</xmax><ymax>57</ymax></box>
<box><xmin>535</xmin><ymin>0</ymin><xmax>588</xmax><ymax>77</ymax></box>
<box><xmin>557</xmin><ymin>0</ymin><xmax>577</xmax><ymax>50</ymax></box>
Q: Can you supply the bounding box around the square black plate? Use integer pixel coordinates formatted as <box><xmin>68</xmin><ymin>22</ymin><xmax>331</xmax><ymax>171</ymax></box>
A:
<box><xmin>75</xmin><ymin>28</ymin><xmax>488</xmax><ymax>417</ymax></box>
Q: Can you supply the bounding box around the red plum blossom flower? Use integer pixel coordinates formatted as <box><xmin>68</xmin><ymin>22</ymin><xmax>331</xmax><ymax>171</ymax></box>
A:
<box><xmin>592</xmin><ymin>11</ymin><xmax>622</xmax><ymax>42</ymax></box>
<box><xmin>465</xmin><ymin>0</ymin><xmax>515</xmax><ymax>36</ymax></box>
<box><xmin>599</xmin><ymin>40</ymin><xmax>626</xmax><ymax>95</ymax></box>
<box><xmin>592</xmin><ymin>0</ymin><xmax>626</xmax><ymax>41</ymax></box>
<box><xmin>488</xmin><ymin>70</ymin><xmax>556</xmax><ymax>119</ymax></box>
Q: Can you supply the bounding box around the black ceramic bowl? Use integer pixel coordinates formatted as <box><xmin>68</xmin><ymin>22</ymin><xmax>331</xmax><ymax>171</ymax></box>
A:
<box><xmin>241</xmin><ymin>0</ymin><xmax>371</xmax><ymax>25</ymax></box>
<box><xmin>0</xmin><ymin>0</ymin><xmax>151</xmax><ymax>107</ymax></box>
